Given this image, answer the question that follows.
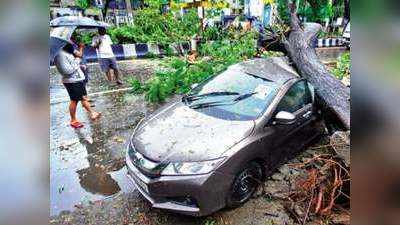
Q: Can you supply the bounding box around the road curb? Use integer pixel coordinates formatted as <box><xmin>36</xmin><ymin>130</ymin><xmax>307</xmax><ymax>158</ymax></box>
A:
<box><xmin>84</xmin><ymin>42</ymin><xmax>192</xmax><ymax>63</ymax></box>
<box><xmin>50</xmin><ymin>87</ymin><xmax>134</xmax><ymax>104</ymax></box>
<box><xmin>313</xmin><ymin>38</ymin><xmax>346</xmax><ymax>48</ymax></box>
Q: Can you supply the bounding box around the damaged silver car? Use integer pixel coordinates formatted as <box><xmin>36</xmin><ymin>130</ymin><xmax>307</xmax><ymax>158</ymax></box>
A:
<box><xmin>126</xmin><ymin>57</ymin><xmax>325</xmax><ymax>216</ymax></box>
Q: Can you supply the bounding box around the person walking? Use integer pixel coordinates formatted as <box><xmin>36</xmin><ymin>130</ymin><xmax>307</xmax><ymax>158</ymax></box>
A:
<box><xmin>92</xmin><ymin>27</ymin><xmax>123</xmax><ymax>85</ymax></box>
<box><xmin>54</xmin><ymin>43</ymin><xmax>101</xmax><ymax>129</ymax></box>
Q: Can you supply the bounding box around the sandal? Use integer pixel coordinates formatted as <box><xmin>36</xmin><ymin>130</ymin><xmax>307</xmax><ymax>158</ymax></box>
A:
<box><xmin>70</xmin><ymin>121</ymin><xmax>84</xmax><ymax>129</ymax></box>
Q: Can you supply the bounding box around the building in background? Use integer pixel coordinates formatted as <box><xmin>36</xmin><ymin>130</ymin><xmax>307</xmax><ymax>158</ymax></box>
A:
<box><xmin>49</xmin><ymin>0</ymin><xmax>141</xmax><ymax>26</ymax></box>
<box><xmin>104</xmin><ymin>0</ymin><xmax>141</xmax><ymax>26</ymax></box>
<box><xmin>50</xmin><ymin>0</ymin><xmax>277</xmax><ymax>28</ymax></box>
<box><xmin>200</xmin><ymin>0</ymin><xmax>278</xmax><ymax>26</ymax></box>
<box><xmin>50</xmin><ymin>0</ymin><xmax>102</xmax><ymax>20</ymax></box>
<box><xmin>243</xmin><ymin>0</ymin><xmax>277</xmax><ymax>27</ymax></box>
<box><xmin>50</xmin><ymin>0</ymin><xmax>84</xmax><ymax>19</ymax></box>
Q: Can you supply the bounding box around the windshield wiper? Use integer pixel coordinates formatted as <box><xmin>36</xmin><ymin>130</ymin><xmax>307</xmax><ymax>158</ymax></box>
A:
<box><xmin>189</xmin><ymin>101</ymin><xmax>228</xmax><ymax>109</ymax></box>
<box><xmin>183</xmin><ymin>91</ymin><xmax>240</xmax><ymax>103</ymax></box>
<box><xmin>233</xmin><ymin>92</ymin><xmax>257</xmax><ymax>101</ymax></box>
<box><xmin>189</xmin><ymin>92</ymin><xmax>257</xmax><ymax>109</ymax></box>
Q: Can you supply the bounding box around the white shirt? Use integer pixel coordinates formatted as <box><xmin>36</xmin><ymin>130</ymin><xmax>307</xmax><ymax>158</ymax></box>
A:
<box><xmin>54</xmin><ymin>50</ymin><xmax>85</xmax><ymax>83</ymax></box>
<box><xmin>92</xmin><ymin>34</ymin><xmax>115</xmax><ymax>58</ymax></box>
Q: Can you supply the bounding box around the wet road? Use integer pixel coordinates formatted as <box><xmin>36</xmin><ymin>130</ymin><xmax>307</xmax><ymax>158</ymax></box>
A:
<box><xmin>50</xmin><ymin>57</ymin><xmax>340</xmax><ymax>225</ymax></box>
<box><xmin>50</xmin><ymin>59</ymin><xmax>161</xmax><ymax>216</ymax></box>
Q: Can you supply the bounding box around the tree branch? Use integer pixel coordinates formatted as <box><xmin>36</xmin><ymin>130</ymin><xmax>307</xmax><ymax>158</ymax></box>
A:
<box><xmin>289</xmin><ymin>1</ymin><xmax>302</xmax><ymax>32</ymax></box>
<box><xmin>283</xmin><ymin>2</ymin><xmax>350</xmax><ymax>130</ymax></box>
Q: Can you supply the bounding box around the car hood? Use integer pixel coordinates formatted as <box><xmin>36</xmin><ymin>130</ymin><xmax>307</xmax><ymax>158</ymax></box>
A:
<box><xmin>132</xmin><ymin>101</ymin><xmax>255</xmax><ymax>162</ymax></box>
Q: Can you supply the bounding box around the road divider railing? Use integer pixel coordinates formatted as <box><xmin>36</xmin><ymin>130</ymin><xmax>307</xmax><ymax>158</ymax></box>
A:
<box><xmin>313</xmin><ymin>38</ymin><xmax>346</xmax><ymax>48</ymax></box>
<box><xmin>87</xmin><ymin>42</ymin><xmax>192</xmax><ymax>62</ymax></box>
<box><xmin>50</xmin><ymin>42</ymin><xmax>192</xmax><ymax>66</ymax></box>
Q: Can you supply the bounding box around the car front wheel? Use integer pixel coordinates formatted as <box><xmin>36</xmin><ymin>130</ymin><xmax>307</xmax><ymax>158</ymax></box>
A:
<box><xmin>226</xmin><ymin>162</ymin><xmax>263</xmax><ymax>208</ymax></box>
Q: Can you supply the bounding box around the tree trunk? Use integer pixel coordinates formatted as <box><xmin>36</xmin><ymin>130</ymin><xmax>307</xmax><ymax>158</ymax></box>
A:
<box><xmin>283</xmin><ymin>3</ymin><xmax>350</xmax><ymax>130</ymax></box>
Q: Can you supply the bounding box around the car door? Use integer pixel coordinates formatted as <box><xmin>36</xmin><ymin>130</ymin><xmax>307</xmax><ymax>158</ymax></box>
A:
<box><xmin>267</xmin><ymin>80</ymin><xmax>315</xmax><ymax>163</ymax></box>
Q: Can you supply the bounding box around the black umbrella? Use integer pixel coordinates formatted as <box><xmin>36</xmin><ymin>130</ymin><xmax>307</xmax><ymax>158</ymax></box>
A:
<box><xmin>49</xmin><ymin>16</ymin><xmax>110</xmax><ymax>65</ymax></box>
<box><xmin>49</xmin><ymin>36</ymin><xmax>70</xmax><ymax>64</ymax></box>
<box><xmin>49</xmin><ymin>25</ymin><xmax>75</xmax><ymax>64</ymax></box>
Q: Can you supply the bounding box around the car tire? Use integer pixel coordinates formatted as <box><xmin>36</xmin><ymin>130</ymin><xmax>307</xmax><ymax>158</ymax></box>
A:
<box><xmin>226</xmin><ymin>161</ymin><xmax>263</xmax><ymax>208</ymax></box>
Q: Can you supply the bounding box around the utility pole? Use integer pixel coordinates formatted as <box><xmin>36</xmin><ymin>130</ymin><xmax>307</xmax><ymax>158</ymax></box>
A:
<box><xmin>124</xmin><ymin>0</ymin><xmax>134</xmax><ymax>24</ymax></box>
<box><xmin>125</xmin><ymin>0</ymin><xmax>133</xmax><ymax>16</ymax></box>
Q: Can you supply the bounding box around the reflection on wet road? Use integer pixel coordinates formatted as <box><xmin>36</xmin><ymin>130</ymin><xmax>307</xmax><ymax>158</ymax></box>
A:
<box><xmin>50</xmin><ymin>60</ymin><xmax>159</xmax><ymax>216</ymax></box>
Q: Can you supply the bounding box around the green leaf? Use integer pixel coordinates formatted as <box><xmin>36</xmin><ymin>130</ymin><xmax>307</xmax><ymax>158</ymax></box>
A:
<box><xmin>75</xmin><ymin>0</ymin><xmax>90</xmax><ymax>9</ymax></box>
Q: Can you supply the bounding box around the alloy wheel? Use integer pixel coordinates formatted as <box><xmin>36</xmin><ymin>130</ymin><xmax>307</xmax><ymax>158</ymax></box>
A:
<box><xmin>230</xmin><ymin>163</ymin><xmax>263</xmax><ymax>204</ymax></box>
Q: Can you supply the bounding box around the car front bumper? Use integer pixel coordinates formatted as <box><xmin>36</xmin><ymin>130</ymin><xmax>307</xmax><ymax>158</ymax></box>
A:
<box><xmin>126</xmin><ymin>154</ymin><xmax>234</xmax><ymax>216</ymax></box>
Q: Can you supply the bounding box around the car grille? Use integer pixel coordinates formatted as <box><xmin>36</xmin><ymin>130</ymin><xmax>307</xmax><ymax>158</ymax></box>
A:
<box><xmin>128</xmin><ymin>142</ymin><xmax>167</xmax><ymax>178</ymax></box>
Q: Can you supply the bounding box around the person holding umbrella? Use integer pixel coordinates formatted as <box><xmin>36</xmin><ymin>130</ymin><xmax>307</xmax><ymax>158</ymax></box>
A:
<box><xmin>70</xmin><ymin>34</ymin><xmax>89</xmax><ymax>86</ymax></box>
<box><xmin>50</xmin><ymin>16</ymin><xmax>113</xmax><ymax>128</ymax></box>
<box><xmin>54</xmin><ymin>42</ymin><xmax>101</xmax><ymax>128</ymax></box>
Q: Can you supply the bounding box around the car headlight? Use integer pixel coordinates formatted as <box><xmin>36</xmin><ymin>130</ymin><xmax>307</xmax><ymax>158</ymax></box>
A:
<box><xmin>161</xmin><ymin>157</ymin><xmax>226</xmax><ymax>176</ymax></box>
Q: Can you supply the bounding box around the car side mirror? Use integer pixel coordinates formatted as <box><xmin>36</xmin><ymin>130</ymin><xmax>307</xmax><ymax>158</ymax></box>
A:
<box><xmin>190</xmin><ymin>83</ymin><xmax>199</xmax><ymax>89</ymax></box>
<box><xmin>274</xmin><ymin>111</ymin><xmax>296</xmax><ymax>125</ymax></box>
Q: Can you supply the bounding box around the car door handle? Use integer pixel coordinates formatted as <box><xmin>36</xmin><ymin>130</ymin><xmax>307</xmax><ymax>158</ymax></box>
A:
<box><xmin>302</xmin><ymin>111</ymin><xmax>312</xmax><ymax>119</ymax></box>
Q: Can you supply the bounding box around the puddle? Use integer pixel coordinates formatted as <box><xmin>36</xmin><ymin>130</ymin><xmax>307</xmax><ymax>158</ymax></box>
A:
<box><xmin>50</xmin><ymin>75</ymin><xmax>154</xmax><ymax>216</ymax></box>
<box><xmin>50</xmin><ymin>60</ymin><xmax>176</xmax><ymax>216</ymax></box>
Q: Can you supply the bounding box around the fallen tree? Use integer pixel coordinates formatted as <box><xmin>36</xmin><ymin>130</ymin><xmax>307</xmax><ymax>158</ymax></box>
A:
<box><xmin>282</xmin><ymin>3</ymin><xmax>350</xmax><ymax>130</ymax></box>
<box><xmin>272</xmin><ymin>3</ymin><xmax>351</xmax><ymax>223</ymax></box>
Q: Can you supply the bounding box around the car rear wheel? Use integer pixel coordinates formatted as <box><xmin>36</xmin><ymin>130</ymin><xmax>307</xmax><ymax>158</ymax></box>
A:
<box><xmin>226</xmin><ymin>162</ymin><xmax>263</xmax><ymax>208</ymax></box>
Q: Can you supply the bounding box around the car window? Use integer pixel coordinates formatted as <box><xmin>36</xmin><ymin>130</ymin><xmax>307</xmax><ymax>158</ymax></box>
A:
<box><xmin>276</xmin><ymin>80</ymin><xmax>312</xmax><ymax>113</ymax></box>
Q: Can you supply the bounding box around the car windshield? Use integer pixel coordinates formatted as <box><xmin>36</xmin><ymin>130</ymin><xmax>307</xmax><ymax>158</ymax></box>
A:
<box><xmin>185</xmin><ymin>68</ymin><xmax>279</xmax><ymax>121</ymax></box>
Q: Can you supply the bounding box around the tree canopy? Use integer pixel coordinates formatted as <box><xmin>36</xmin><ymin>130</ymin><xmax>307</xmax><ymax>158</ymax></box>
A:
<box><xmin>277</xmin><ymin>0</ymin><xmax>346</xmax><ymax>24</ymax></box>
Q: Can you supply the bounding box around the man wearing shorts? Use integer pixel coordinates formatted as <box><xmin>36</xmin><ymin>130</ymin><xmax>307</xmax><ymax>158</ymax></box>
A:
<box><xmin>92</xmin><ymin>27</ymin><xmax>123</xmax><ymax>85</ymax></box>
<box><xmin>54</xmin><ymin>43</ymin><xmax>101</xmax><ymax>128</ymax></box>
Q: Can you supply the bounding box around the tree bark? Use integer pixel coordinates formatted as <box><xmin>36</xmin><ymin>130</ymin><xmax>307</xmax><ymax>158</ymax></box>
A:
<box><xmin>283</xmin><ymin>3</ymin><xmax>350</xmax><ymax>130</ymax></box>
